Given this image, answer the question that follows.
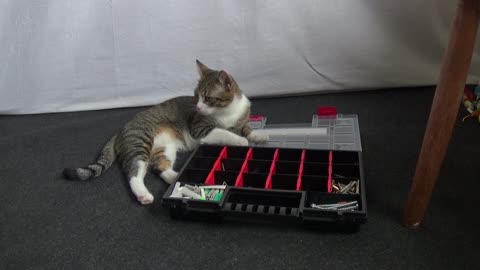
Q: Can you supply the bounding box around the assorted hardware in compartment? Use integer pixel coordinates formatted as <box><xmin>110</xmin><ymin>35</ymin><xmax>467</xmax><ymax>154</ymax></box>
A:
<box><xmin>162</xmin><ymin>144</ymin><xmax>367</xmax><ymax>226</ymax></box>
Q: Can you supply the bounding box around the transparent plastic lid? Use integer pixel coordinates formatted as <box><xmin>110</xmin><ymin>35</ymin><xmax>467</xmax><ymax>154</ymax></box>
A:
<box><xmin>248</xmin><ymin>114</ymin><xmax>362</xmax><ymax>152</ymax></box>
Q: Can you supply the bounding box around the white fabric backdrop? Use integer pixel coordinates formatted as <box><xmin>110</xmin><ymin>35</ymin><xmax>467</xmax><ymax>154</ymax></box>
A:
<box><xmin>1</xmin><ymin>0</ymin><xmax>479</xmax><ymax>114</ymax></box>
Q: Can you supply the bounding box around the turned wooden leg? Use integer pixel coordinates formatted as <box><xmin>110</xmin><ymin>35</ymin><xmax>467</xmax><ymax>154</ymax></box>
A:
<box><xmin>403</xmin><ymin>0</ymin><xmax>480</xmax><ymax>229</ymax></box>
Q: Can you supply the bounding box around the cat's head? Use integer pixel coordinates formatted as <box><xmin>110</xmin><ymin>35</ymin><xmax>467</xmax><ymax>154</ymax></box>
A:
<box><xmin>194</xmin><ymin>60</ymin><xmax>243</xmax><ymax>115</ymax></box>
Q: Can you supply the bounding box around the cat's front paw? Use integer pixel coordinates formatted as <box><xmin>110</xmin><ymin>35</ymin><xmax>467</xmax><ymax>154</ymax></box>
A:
<box><xmin>247</xmin><ymin>131</ymin><xmax>269</xmax><ymax>144</ymax></box>
<box><xmin>231</xmin><ymin>137</ymin><xmax>249</xmax><ymax>146</ymax></box>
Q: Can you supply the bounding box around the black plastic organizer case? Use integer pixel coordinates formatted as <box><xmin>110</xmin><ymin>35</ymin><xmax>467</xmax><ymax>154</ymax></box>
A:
<box><xmin>162</xmin><ymin>144</ymin><xmax>367</xmax><ymax>228</ymax></box>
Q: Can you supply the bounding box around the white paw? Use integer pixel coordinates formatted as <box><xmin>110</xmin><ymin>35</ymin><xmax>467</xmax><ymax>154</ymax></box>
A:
<box><xmin>247</xmin><ymin>132</ymin><xmax>269</xmax><ymax>143</ymax></box>
<box><xmin>230</xmin><ymin>137</ymin><xmax>249</xmax><ymax>146</ymax></box>
<box><xmin>130</xmin><ymin>177</ymin><xmax>154</xmax><ymax>205</ymax></box>
<box><xmin>161</xmin><ymin>169</ymin><xmax>179</xmax><ymax>184</ymax></box>
<box><xmin>136</xmin><ymin>192</ymin><xmax>154</xmax><ymax>205</ymax></box>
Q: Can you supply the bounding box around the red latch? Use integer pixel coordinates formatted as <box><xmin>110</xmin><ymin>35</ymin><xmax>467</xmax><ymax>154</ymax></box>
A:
<box><xmin>317</xmin><ymin>106</ymin><xmax>337</xmax><ymax>116</ymax></box>
<box><xmin>249</xmin><ymin>115</ymin><xmax>264</xmax><ymax>121</ymax></box>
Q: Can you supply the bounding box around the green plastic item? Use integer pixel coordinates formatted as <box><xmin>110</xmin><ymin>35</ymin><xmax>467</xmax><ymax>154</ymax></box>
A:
<box><xmin>213</xmin><ymin>191</ymin><xmax>223</xmax><ymax>201</ymax></box>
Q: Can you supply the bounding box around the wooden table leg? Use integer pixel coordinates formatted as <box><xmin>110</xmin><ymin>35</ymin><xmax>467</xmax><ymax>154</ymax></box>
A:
<box><xmin>403</xmin><ymin>0</ymin><xmax>480</xmax><ymax>229</ymax></box>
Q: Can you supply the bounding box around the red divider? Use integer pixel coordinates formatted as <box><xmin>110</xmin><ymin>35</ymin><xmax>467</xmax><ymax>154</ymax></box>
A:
<box><xmin>265</xmin><ymin>148</ymin><xmax>280</xmax><ymax>189</ymax></box>
<box><xmin>327</xmin><ymin>151</ymin><xmax>333</xmax><ymax>192</ymax></box>
<box><xmin>205</xmin><ymin>147</ymin><xmax>228</xmax><ymax>185</ymax></box>
<box><xmin>234</xmin><ymin>148</ymin><xmax>253</xmax><ymax>187</ymax></box>
<box><xmin>296</xmin><ymin>150</ymin><xmax>306</xmax><ymax>191</ymax></box>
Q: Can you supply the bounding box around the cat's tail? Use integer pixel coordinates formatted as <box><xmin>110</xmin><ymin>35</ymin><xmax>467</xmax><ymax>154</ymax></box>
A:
<box><xmin>63</xmin><ymin>135</ymin><xmax>117</xmax><ymax>181</ymax></box>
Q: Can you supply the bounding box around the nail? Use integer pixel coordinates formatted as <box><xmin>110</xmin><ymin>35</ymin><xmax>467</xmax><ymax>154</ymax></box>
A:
<box><xmin>210</xmin><ymin>190</ymin><xmax>219</xmax><ymax>200</ymax></box>
<box><xmin>311</xmin><ymin>201</ymin><xmax>358</xmax><ymax>209</ymax></box>
<box><xmin>200</xmin><ymin>185</ymin><xmax>227</xmax><ymax>190</ymax></box>
<box><xmin>169</xmin><ymin>182</ymin><xmax>182</xmax><ymax>198</ymax></box>
<box><xmin>348</xmin><ymin>181</ymin><xmax>356</xmax><ymax>194</ymax></box>
<box><xmin>179</xmin><ymin>187</ymin><xmax>202</xmax><ymax>199</ymax></box>
<box><xmin>340</xmin><ymin>181</ymin><xmax>356</xmax><ymax>193</ymax></box>
<box><xmin>337</xmin><ymin>204</ymin><xmax>359</xmax><ymax>211</ymax></box>
<box><xmin>184</xmin><ymin>184</ymin><xmax>201</xmax><ymax>194</ymax></box>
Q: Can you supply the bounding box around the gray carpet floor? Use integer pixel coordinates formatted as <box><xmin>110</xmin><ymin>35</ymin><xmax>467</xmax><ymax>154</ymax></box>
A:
<box><xmin>1</xmin><ymin>87</ymin><xmax>479</xmax><ymax>270</ymax></box>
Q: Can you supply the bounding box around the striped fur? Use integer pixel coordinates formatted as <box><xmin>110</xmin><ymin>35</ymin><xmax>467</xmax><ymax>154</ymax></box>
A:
<box><xmin>63</xmin><ymin>60</ymin><xmax>269</xmax><ymax>205</ymax></box>
<box><xmin>63</xmin><ymin>135</ymin><xmax>116</xmax><ymax>181</ymax></box>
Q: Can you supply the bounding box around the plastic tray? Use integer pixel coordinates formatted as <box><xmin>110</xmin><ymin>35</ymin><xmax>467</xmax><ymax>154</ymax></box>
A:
<box><xmin>162</xmin><ymin>146</ymin><xmax>366</xmax><ymax>229</ymax></box>
<box><xmin>162</xmin><ymin>110</ymin><xmax>367</xmax><ymax>230</ymax></box>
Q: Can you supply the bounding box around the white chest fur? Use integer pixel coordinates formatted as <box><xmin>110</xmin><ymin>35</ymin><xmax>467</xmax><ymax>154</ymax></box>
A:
<box><xmin>214</xmin><ymin>94</ymin><xmax>250</xmax><ymax>128</ymax></box>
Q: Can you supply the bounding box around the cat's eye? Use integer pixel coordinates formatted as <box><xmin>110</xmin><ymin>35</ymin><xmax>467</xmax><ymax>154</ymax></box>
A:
<box><xmin>205</xmin><ymin>96</ymin><xmax>223</xmax><ymax>102</ymax></box>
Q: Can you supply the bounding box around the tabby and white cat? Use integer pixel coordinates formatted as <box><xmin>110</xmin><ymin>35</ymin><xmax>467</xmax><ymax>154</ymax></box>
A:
<box><xmin>64</xmin><ymin>60</ymin><xmax>268</xmax><ymax>205</ymax></box>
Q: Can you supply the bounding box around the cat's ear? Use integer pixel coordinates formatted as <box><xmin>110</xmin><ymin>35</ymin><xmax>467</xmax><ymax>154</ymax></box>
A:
<box><xmin>218</xmin><ymin>70</ymin><xmax>233</xmax><ymax>90</ymax></box>
<box><xmin>196</xmin><ymin>60</ymin><xmax>210</xmax><ymax>79</ymax></box>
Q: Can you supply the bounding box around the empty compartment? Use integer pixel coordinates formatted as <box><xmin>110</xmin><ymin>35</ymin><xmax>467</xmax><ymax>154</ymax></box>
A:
<box><xmin>176</xmin><ymin>169</ymin><xmax>211</xmax><ymax>184</ymax></box>
<box><xmin>242</xmin><ymin>173</ymin><xmax>269</xmax><ymax>188</ymax></box>
<box><xmin>301</xmin><ymin>176</ymin><xmax>328</xmax><ymax>192</ymax></box>
<box><xmin>212</xmin><ymin>171</ymin><xmax>239</xmax><ymax>186</ymax></box>
<box><xmin>304</xmin><ymin>192</ymin><xmax>362</xmax><ymax>211</ymax></box>
<box><xmin>250</xmin><ymin>147</ymin><xmax>276</xmax><ymax>160</ymax></box>
<box><xmin>275</xmin><ymin>161</ymin><xmax>300</xmax><ymax>175</ymax></box>
<box><xmin>332</xmin><ymin>164</ymin><xmax>360</xmax><ymax>178</ymax></box>
<box><xmin>270</xmin><ymin>174</ymin><xmax>298</xmax><ymax>190</ymax></box>
<box><xmin>194</xmin><ymin>145</ymin><xmax>224</xmax><ymax>157</ymax></box>
<box><xmin>220</xmin><ymin>159</ymin><xmax>244</xmax><ymax>172</ymax></box>
<box><xmin>225</xmin><ymin>147</ymin><xmax>249</xmax><ymax>159</ymax></box>
<box><xmin>332</xmin><ymin>151</ymin><xmax>359</xmax><ymax>164</ymax></box>
<box><xmin>186</xmin><ymin>157</ymin><xmax>217</xmax><ymax>170</ymax></box>
<box><xmin>304</xmin><ymin>150</ymin><xmax>330</xmax><ymax>163</ymax></box>
<box><xmin>246</xmin><ymin>160</ymin><xmax>272</xmax><ymax>174</ymax></box>
<box><xmin>225</xmin><ymin>188</ymin><xmax>302</xmax><ymax>208</ymax></box>
<box><xmin>277</xmin><ymin>148</ymin><xmax>302</xmax><ymax>161</ymax></box>
<box><xmin>302</xmin><ymin>162</ymin><xmax>329</xmax><ymax>176</ymax></box>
